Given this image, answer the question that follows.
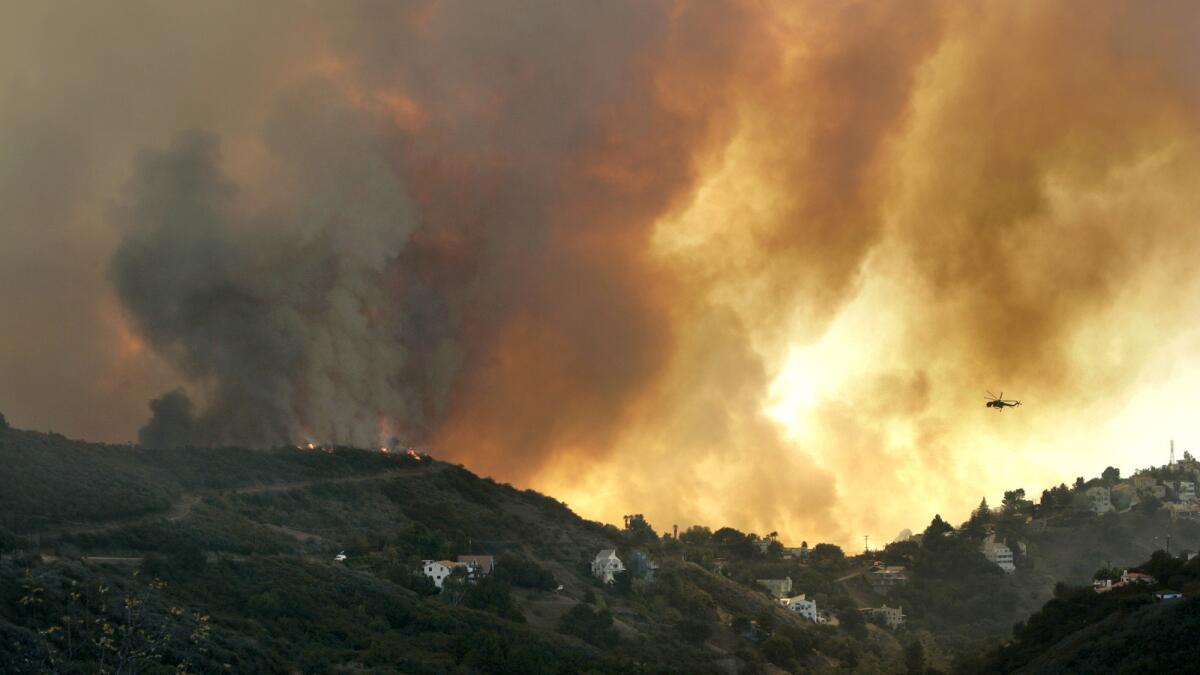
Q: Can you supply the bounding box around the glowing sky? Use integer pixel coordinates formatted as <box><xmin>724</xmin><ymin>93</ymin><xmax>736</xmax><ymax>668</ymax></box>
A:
<box><xmin>2</xmin><ymin>1</ymin><xmax>1199</xmax><ymax>548</ymax></box>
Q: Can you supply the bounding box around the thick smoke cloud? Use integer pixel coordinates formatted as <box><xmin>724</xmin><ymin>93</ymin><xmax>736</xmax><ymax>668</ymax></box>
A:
<box><xmin>4</xmin><ymin>1</ymin><xmax>1200</xmax><ymax>545</ymax></box>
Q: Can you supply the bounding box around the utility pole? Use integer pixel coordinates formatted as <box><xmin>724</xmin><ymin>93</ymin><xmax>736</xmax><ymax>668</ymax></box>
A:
<box><xmin>864</xmin><ymin>534</ymin><xmax>870</xmax><ymax>555</ymax></box>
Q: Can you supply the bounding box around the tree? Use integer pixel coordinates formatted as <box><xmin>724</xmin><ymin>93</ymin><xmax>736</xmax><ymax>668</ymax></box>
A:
<box><xmin>838</xmin><ymin>607</ymin><xmax>867</xmax><ymax>639</ymax></box>
<box><xmin>809</xmin><ymin>543</ymin><xmax>845</xmax><ymax>567</ymax></box>
<box><xmin>761</xmin><ymin>635</ymin><xmax>794</xmax><ymax>666</ymax></box>
<box><xmin>0</xmin><ymin>411</ymin><xmax>8</xmax><ymax>430</ymax></box>
<box><xmin>558</xmin><ymin>604</ymin><xmax>619</xmax><ymax>648</ymax></box>
<box><xmin>904</xmin><ymin>640</ymin><xmax>926</xmax><ymax>675</ymax></box>
<box><xmin>1002</xmin><ymin>488</ymin><xmax>1027</xmax><ymax>513</ymax></box>
<box><xmin>923</xmin><ymin>515</ymin><xmax>953</xmax><ymax>543</ymax></box>
<box><xmin>611</xmin><ymin>569</ymin><xmax>633</xmax><ymax>596</ymax></box>
<box><xmin>623</xmin><ymin>513</ymin><xmax>658</xmax><ymax>546</ymax></box>
<box><xmin>1101</xmin><ymin>466</ymin><xmax>1121</xmax><ymax>484</ymax></box>
<box><xmin>965</xmin><ymin>498</ymin><xmax>991</xmax><ymax>537</ymax></box>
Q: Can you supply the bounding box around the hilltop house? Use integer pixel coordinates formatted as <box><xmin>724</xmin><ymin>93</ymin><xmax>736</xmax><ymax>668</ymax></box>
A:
<box><xmin>981</xmin><ymin>535</ymin><xmax>1016</xmax><ymax>573</ymax></box>
<box><xmin>592</xmin><ymin>549</ymin><xmax>625</xmax><ymax>584</ymax></box>
<box><xmin>422</xmin><ymin>559</ymin><xmax>469</xmax><ymax>589</ymax></box>
<box><xmin>779</xmin><ymin>594</ymin><xmax>818</xmax><ymax>621</ymax></box>
<box><xmin>867</xmin><ymin>566</ymin><xmax>908</xmax><ymax>591</ymax></box>
<box><xmin>457</xmin><ymin>555</ymin><xmax>495</xmax><ymax>576</ymax></box>
<box><xmin>783</xmin><ymin>542</ymin><xmax>810</xmax><ymax>560</ymax></box>
<box><xmin>861</xmin><ymin>605</ymin><xmax>905</xmax><ymax>630</ymax></box>
<box><xmin>1084</xmin><ymin>486</ymin><xmax>1114</xmax><ymax>514</ymax></box>
<box><xmin>1176</xmin><ymin>481</ymin><xmax>1197</xmax><ymax>502</ymax></box>
<box><xmin>1121</xmin><ymin>570</ymin><xmax>1156</xmax><ymax>585</ymax></box>
<box><xmin>1110</xmin><ymin>483</ymin><xmax>1139</xmax><ymax>510</ymax></box>
<box><xmin>756</xmin><ymin>577</ymin><xmax>793</xmax><ymax>598</ymax></box>
<box><xmin>1133</xmin><ymin>475</ymin><xmax>1160</xmax><ymax>499</ymax></box>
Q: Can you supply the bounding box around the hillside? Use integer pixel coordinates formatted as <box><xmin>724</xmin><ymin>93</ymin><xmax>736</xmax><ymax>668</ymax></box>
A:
<box><xmin>965</xmin><ymin>551</ymin><xmax>1200</xmax><ymax>674</ymax></box>
<box><xmin>6</xmin><ymin>422</ymin><xmax>1200</xmax><ymax>673</ymax></box>
<box><xmin>0</xmin><ymin>426</ymin><xmax>898</xmax><ymax>674</ymax></box>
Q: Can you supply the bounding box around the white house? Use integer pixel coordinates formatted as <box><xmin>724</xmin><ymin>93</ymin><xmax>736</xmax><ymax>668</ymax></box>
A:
<box><xmin>1084</xmin><ymin>486</ymin><xmax>1114</xmax><ymax>514</ymax></box>
<box><xmin>592</xmin><ymin>549</ymin><xmax>625</xmax><ymax>584</ymax></box>
<box><xmin>779</xmin><ymin>595</ymin><xmax>818</xmax><ymax>622</ymax></box>
<box><xmin>981</xmin><ymin>535</ymin><xmax>1016</xmax><ymax>573</ymax></box>
<box><xmin>422</xmin><ymin>559</ymin><xmax>468</xmax><ymax>589</ymax></box>
<box><xmin>1177</xmin><ymin>481</ymin><xmax>1197</xmax><ymax>502</ymax></box>
<box><xmin>861</xmin><ymin>605</ymin><xmax>905</xmax><ymax>630</ymax></box>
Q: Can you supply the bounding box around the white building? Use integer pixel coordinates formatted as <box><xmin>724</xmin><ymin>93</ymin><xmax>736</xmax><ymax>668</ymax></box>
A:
<box><xmin>779</xmin><ymin>595</ymin><xmax>818</xmax><ymax>622</ymax></box>
<box><xmin>981</xmin><ymin>535</ymin><xmax>1016</xmax><ymax>573</ymax></box>
<box><xmin>1177</xmin><ymin>481</ymin><xmax>1197</xmax><ymax>502</ymax></box>
<box><xmin>862</xmin><ymin>605</ymin><xmax>905</xmax><ymax>630</ymax></box>
<box><xmin>422</xmin><ymin>559</ymin><xmax>468</xmax><ymax>589</ymax></box>
<box><xmin>592</xmin><ymin>549</ymin><xmax>625</xmax><ymax>584</ymax></box>
<box><xmin>1084</xmin><ymin>486</ymin><xmax>1114</xmax><ymax>514</ymax></box>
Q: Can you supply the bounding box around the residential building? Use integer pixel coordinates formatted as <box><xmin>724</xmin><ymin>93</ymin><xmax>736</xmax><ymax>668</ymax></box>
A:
<box><xmin>1167</xmin><ymin>503</ymin><xmax>1200</xmax><ymax>521</ymax></box>
<box><xmin>1110</xmin><ymin>483</ymin><xmax>1139</xmax><ymax>510</ymax></box>
<box><xmin>1133</xmin><ymin>475</ymin><xmax>1159</xmax><ymax>497</ymax></box>
<box><xmin>1084</xmin><ymin>486</ymin><xmax>1114</xmax><ymax>514</ymax></box>
<box><xmin>422</xmin><ymin>559</ymin><xmax>468</xmax><ymax>589</ymax></box>
<box><xmin>861</xmin><ymin>605</ymin><xmax>905</xmax><ymax>630</ymax></box>
<box><xmin>981</xmin><ymin>535</ymin><xmax>1016</xmax><ymax>573</ymax></box>
<box><xmin>779</xmin><ymin>594</ymin><xmax>818</xmax><ymax>622</ymax></box>
<box><xmin>757</xmin><ymin>577</ymin><xmax>793</xmax><ymax>598</ymax></box>
<box><xmin>1155</xmin><ymin>590</ymin><xmax>1183</xmax><ymax>601</ymax></box>
<box><xmin>1177</xmin><ymin>481</ymin><xmax>1197</xmax><ymax>502</ymax></box>
<box><xmin>627</xmin><ymin>550</ymin><xmax>659</xmax><ymax>581</ymax></box>
<box><xmin>1121</xmin><ymin>570</ymin><xmax>1156</xmax><ymax>585</ymax></box>
<box><xmin>457</xmin><ymin>555</ymin><xmax>495</xmax><ymax>576</ymax></box>
<box><xmin>1149</xmin><ymin>484</ymin><xmax>1168</xmax><ymax>500</ymax></box>
<box><xmin>592</xmin><ymin>549</ymin><xmax>625</xmax><ymax>584</ymax></box>
<box><xmin>867</xmin><ymin>565</ymin><xmax>908</xmax><ymax>591</ymax></box>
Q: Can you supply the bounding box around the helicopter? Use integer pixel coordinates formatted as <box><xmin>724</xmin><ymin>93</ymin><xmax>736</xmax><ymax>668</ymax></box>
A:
<box><xmin>985</xmin><ymin>391</ymin><xmax>1021</xmax><ymax>410</ymax></box>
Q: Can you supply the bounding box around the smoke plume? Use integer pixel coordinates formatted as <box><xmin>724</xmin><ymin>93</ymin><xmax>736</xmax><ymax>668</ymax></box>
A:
<box><xmin>3</xmin><ymin>1</ymin><xmax>1200</xmax><ymax>545</ymax></box>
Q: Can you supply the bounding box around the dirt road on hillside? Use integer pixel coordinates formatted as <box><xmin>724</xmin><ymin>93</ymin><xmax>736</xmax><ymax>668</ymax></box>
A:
<box><xmin>33</xmin><ymin>464</ymin><xmax>442</xmax><ymax>539</ymax></box>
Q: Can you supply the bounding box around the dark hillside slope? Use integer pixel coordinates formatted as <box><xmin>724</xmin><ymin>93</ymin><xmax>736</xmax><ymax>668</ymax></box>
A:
<box><xmin>0</xmin><ymin>427</ymin><xmax>882</xmax><ymax>673</ymax></box>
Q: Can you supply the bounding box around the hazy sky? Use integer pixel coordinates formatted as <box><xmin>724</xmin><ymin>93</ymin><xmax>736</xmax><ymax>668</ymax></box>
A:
<box><xmin>2</xmin><ymin>1</ymin><xmax>1199</xmax><ymax>547</ymax></box>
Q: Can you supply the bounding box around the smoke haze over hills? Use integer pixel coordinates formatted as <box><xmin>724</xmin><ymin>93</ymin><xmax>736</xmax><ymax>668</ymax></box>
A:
<box><xmin>3</xmin><ymin>1</ymin><xmax>1200</xmax><ymax>546</ymax></box>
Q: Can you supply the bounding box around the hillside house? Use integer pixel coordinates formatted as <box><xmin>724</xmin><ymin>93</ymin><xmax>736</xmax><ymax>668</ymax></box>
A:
<box><xmin>1177</xmin><ymin>481</ymin><xmax>1197</xmax><ymax>502</ymax></box>
<box><xmin>981</xmin><ymin>535</ymin><xmax>1016</xmax><ymax>573</ymax></box>
<box><xmin>1084</xmin><ymin>486</ymin><xmax>1114</xmax><ymax>514</ymax></box>
<box><xmin>783</xmin><ymin>542</ymin><xmax>810</xmax><ymax>560</ymax></box>
<box><xmin>1155</xmin><ymin>590</ymin><xmax>1183</xmax><ymax>601</ymax></box>
<box><xmin>1121</xmin><ymin>570</ymin><xmax>1156</xmax><ymax>585</ymax></box>
<box><xmin>779</xmin><ymin>594</ymin><xmax>818</xmax><ymax>621</ymax></box>
<box><xmin>756</xmin><ymin>577</ymin><xmax>793</xmax><ymax>598</ymax></box>
<box><xmin>867</xmin><ymin>566</ymin><xmax>908</xmax><ymax>591</ymax></box>
<box><xmin>591</xmin><ymin>549</ymin><xmax>625</xmax><ymax>584</ymax></box>
<box><xmin>1110</xmin><ymin>483</ymin><xmax>1139</xmax><ymax>510</ymax></box>
<box><xmin>1167</xmin><ymin>503</ymin><xmax>1200</xmax><ymax>522</ymax></box>
<box><xmin>422</xmin><ymin>559</ymin><xmax>469</xmax><ymax>589</ymax></box>
<box><xmin>1133</xmin><ymin>475</ymin><xmax>1159</xmax><ymax>497</ymax></box>
<box><xmin>627</xmin><ymin>550</ymin><xmax>659</xmax><ymax>581</ymax></box>
<box><xmin>457</xmin><ymin>555</ymin><xmax>495</xmax><ymax>576</ymax></box>
<box><xmin>861</xmin><ymin>605</ymin><xmax>905</xmax><ymax>630</ymax></box>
